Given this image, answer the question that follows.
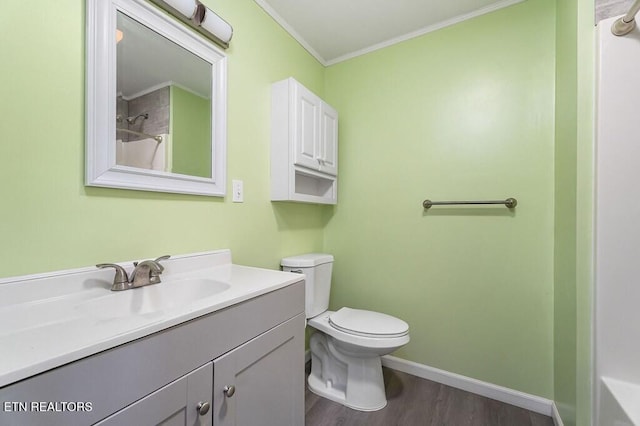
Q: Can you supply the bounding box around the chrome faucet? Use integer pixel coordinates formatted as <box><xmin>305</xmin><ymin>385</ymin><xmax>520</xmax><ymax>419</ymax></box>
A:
<box><xmin>97</xmin><ymin>255</ymin><xmax>170</xmax><ymax>291</ymax></box>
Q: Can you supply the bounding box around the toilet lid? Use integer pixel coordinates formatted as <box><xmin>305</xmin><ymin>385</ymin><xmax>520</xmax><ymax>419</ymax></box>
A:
<box><xmin>329</xmin><ymin>307</ymin><xmax>409</xmax><ymax>338</ymax></box>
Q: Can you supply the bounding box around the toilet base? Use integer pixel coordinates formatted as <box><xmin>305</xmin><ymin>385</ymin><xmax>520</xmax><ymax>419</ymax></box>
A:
<box><xmin>308</xmin><ymin>332</ymin><xmax>387</xmax><ymax>411</ymax></box>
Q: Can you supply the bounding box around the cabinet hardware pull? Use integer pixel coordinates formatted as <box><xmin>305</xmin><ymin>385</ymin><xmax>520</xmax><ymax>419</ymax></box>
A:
<box><xmin>224</xmin><ymin>385</ymin><xmax>236</xmax><ymax>397</ymax></box>
<box><xmin>197</xmin><ymin>401</ymin><xmax>210</xmax><ymax>416</ymax></box>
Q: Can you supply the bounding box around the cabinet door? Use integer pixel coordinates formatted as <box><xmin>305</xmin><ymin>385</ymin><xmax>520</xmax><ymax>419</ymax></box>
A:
<box><xmin>95</xmin><ymin>362</ymin><xmax>213</xmax><ymax>426</ymax></box>
<box><xmin>293</xmin><ymin>82</ymin><xmax>321</xmax><ymax>171</ymax></box>
<box><xmin>213</xmin><ymin>314</ymin><xmax>304</xmax><ymax>426</ymax></box>
<box><xmin>319</xmin><ymin>102</ymin><xmax>338</xmax><ymax>176</ymax></box>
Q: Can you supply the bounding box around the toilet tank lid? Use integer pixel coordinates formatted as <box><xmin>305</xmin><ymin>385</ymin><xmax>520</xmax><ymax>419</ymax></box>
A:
<box><xmin>281</xmin><ymin>253</ymin><xmax>334</xmax><ymax>267</ymax></box>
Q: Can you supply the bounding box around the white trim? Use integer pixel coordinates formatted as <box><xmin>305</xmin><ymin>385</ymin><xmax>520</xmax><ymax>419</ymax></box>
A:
<box><xmin>325</xmin><ymin>0</ymin><xmax>525</xmax><ymax>66</ymax></box>
<box><xmin>381</xmin><ymin>355</ymin><xmax>555</xmax><ymax>417</ymax></box>
<box><xmin>122</xmin><ymin>80</ymin><xmax>172</xmax><ymax>101</ymax></box>
<box><xmin>123</xmin><ymin>80</ymin><xmax>211</xmax><ymax>101</ymax></box>
<box><xmin>254</xmin><ymin>0</ymin><xmax>525</xmax><ymax>66</ymax></box>
<box><xmin>305</xmin><ymin>350</ymin><xmax>563</xmax><ymax>422</ymax></box>
<box><xmin>552</xmin><ymin>402</ymin><xmax>565</xmax><ymax>426</ymax></box>
<box><xmin>253</xmin><ymin>0</ymin><xmax>327</xmax><ymax>65</ymax></box>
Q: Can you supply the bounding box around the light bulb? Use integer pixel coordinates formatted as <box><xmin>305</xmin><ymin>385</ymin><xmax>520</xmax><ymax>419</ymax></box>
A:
<box><xmin>200</xmin><ymin>8</ymin><xmax>233</xmax><ymax>44</ymax></box>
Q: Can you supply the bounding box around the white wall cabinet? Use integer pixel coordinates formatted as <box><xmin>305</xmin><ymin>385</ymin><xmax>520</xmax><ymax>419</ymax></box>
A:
<box><xmin>271</xmin><ymin>77</ymin><xmax>338</xmax><ymax>204</ymax></box>
<box><xmin>0</xmin><ymin>282</ymin><xmax>305</xmax><ymax>426</ymax></box>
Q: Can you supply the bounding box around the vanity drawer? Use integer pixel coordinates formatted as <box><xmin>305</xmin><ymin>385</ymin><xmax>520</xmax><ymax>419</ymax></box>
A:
<box><xmin>0</xmin><ymin>281</ymin><xmax>304</xmax><ymax>426</ymax></box>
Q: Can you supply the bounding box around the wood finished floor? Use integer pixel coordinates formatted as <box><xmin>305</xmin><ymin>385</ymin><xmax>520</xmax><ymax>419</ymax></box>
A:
<box><xmin>305</xmin><ymin>367</ymin><xmax>554</xmax><ymax>426</ymax></box>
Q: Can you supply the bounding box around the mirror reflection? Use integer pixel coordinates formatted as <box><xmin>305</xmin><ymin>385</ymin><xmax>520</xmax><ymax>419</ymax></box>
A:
<box><xmin>116</xmin><ymin>11</ymin><xmax>212</xmax><ymax>178</ymax></box>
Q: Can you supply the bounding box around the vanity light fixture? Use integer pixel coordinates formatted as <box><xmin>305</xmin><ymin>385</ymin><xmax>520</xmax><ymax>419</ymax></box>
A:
<box><xmin>116</xmin><ymin>29</ymin><xmax>124</xmax><ymax>43</ymax></box>
<box><xmin>200</xmin><ymin>7</ymin><xmax>233</xmax><ymax>43</ymax></box>
<box><xmin>148</xmin><ymin>0</ymin><xmax>233</xmax><ymax>48</ymax></box>
<box><xmin>162</xmin><ymin>0</ymin><xmax>199</xmax><ymax>19</ymax></box>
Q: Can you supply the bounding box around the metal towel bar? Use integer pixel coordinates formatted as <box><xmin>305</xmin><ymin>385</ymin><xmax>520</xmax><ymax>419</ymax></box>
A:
<box><xmin>422</xmin><ymin>198</ymin><xmax>517</xmax><ymax>209</ymax></box>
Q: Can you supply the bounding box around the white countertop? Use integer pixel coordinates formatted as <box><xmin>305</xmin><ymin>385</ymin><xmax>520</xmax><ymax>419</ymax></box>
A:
<box><xmin>0</xmin><ymin>250</ymin><xmax>303</xmax><ymax>388</ymax></box>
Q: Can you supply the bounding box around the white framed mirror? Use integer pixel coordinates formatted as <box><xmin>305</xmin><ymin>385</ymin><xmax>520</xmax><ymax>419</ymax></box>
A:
<box><xmin>86</xmin><ymin>0</ymin><xmax>227</xmax><ymax>196</ymax></box>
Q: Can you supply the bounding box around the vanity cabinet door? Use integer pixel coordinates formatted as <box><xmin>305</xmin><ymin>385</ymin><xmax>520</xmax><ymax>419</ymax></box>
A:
<box><xmin>212</xmin><ymin>314</ymin><xmax>304</xmax><ymax>426</ymax></box>
<box><xmin>95</xmin><ymin>362</ymin><xmax>213</xmax><ymax>426</ymax></box>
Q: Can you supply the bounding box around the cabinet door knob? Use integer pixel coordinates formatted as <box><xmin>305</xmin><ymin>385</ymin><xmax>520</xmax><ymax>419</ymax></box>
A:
<box><xmin>197</xmin><ymin>401</ymin><xmax>210</xmax><ymax>416</ymax></box>
<box><xmin>223</xmin><ymin>385</ymin><xmax>236</xmax><ymax>397</ymax></box>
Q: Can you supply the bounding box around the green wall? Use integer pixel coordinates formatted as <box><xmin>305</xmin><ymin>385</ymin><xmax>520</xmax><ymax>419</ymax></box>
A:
<box><xmin>0</xmin><ymin>0</ymin><xmax>596</xmax><ymax>420</ymax></box>
<box><xmin>323</xmin><ymin>0</ymin><xmax>556</xmax><ymax>398</ymax></box>
<box><xmin>554</xmin><ymin>0</ymin><xmax>579</xmax><ymax>423</ymax></box>
<box><xmin>0</xmin><ymin>0</ymin><xmax>330</xmax><ymax>277</ymax></box>
<box><xmin>554</xmin><ymin>0</ymin><xmax>595</xmax><ymax>424</ymax></box>
<box><xmin>575</xmin><ymin>0</ymin><xmax>595</xmax><ymax>425</ymax></box>
<box><xmin>170</xmin><ymin>85</ymin><xmax>212</xmax><ymax>178</ymax></box>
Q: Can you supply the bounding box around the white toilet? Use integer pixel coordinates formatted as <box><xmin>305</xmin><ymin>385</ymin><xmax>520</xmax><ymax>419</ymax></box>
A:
<box><xmin>281</xmin><ymin>253</ymin><xmax>410</xmax><ymax>411</ymax></box>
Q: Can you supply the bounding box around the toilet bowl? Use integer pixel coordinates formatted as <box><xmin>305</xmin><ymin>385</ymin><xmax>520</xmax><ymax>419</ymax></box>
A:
<box><xmin>281</xmin><ymin>254</ymin><xmax>410</xmax><ymax>411</ymax></box>
<box><xmin>307</xmin><ymin>309</ymin><xmax>410</xmax><ymax>410</ymax></box>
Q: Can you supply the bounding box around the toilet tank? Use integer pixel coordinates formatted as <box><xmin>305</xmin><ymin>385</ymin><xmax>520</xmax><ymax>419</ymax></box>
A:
<box><xmin>281</xmin><ymin>253</ymin><xmax>334</xmax><ymax>318</ymax></box>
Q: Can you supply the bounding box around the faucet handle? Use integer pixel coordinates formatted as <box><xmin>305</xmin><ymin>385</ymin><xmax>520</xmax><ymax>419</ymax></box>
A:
<box><xmin>96</xmin><ymin>263</ymin><xmax>130</xmax><ymax>291</ymax></box>
<box><xmin>153</xmin><ymin>255</ymin><xmax>171</xmax><ymax>272</ymax></box>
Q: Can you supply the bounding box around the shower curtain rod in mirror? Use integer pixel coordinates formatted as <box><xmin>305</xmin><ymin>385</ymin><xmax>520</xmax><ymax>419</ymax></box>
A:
<box><xmin>116</xmin><ymin>128</ymin><xmax>163</xmax><ymax>143</ymax></box>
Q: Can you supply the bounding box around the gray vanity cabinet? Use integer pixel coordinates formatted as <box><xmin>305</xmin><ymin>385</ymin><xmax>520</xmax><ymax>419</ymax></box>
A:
<box><xmin>95</xmin><ymin>362</ymin><xmax>213</xmax><ymax>426</ymax></box>
<box><xmin>0</xmin><ymin>281</ymin><xmax>305</xmax><ymax>426</ymax></box>
<box><xmin>213</xmin><ymin>314</ymin><xmax>304</xmax><ymax>426</ymax></box>
<box><xmin>97</xmin><ymin>314</ymin><xmax>305</xmax><ymax>426</ymax></box>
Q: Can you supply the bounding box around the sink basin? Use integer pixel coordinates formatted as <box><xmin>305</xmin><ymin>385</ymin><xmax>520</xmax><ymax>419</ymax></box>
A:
<box><xmin>0</xmin><ymin>249</ymin><xmax>308</xmax><ymax>389</ymax></box>
<box><xmin>78</xmin><ymin>278</ymin><xmax>231</xmax><ymax>320</ymax></box>
<box><xmin>0</xmin><ymin>298</ymin><xmax>80</xmax><ymax>338</ymax></box>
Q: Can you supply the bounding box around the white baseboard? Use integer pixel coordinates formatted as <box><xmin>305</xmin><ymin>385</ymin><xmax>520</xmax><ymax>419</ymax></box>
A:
<box><xmin>305</xmin><ymin>350</ymin><xmax>563</xmax><ymax>424</ymax></box>
<box><xmin>381</xmin><ymin>355</ymin><xmax>556</xmax><ymax>418</ymax></box>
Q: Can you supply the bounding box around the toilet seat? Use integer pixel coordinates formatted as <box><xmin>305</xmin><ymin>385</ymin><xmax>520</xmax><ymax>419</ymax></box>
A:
<box><xmin>329</xmin><ymin>307</ymin><xmax>409</xmax><ymax>338</ymax></box>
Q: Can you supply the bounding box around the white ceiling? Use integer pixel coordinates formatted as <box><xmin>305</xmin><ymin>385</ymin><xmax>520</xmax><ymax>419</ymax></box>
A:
<box><xmin>254</xmin><ymin>0</ymin><xmax>525</xmax><ymax>66</ymax></box>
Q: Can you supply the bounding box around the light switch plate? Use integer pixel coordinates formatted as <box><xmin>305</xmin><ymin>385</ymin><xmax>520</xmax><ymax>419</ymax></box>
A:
<box><xmin>232</xmin><ymin>180</ymin><xmax>243</xmax><ymax>202</ymax></box>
